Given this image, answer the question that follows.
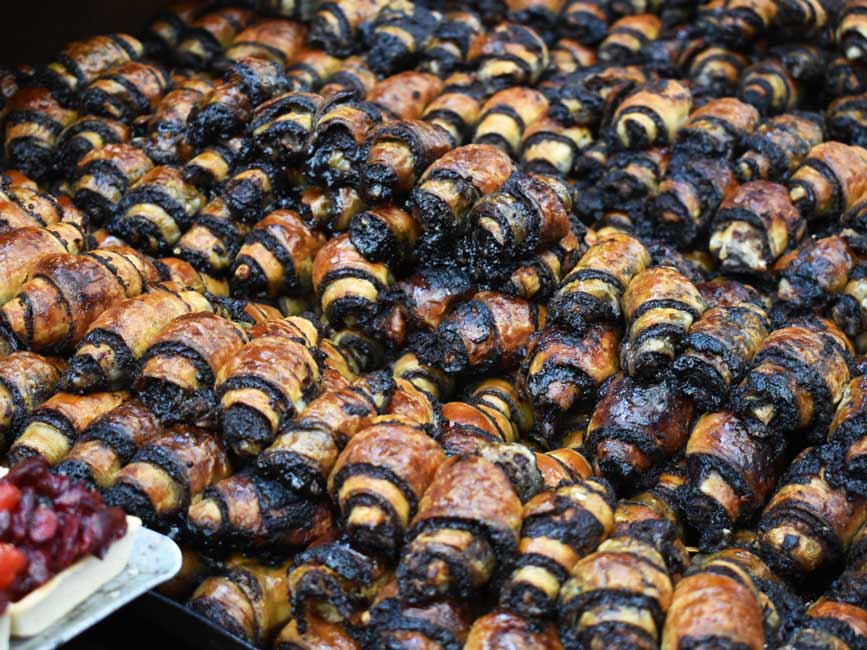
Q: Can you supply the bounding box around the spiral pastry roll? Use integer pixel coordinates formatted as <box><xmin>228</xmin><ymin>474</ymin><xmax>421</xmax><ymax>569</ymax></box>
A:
<box><xmin>758</xmin><ymin>445</ymin><xmax>867</xmax><ymax>581</ymax></box>
<box><xmin>188</xmin><ymin>57</ymin><xmax>290</xmax><ymax>147</ymax></box>
<box><xmin>217</xmin><ymin>316</ymin><xmax>321</xmax><ymax>460</ymax></box>
<box><xmin>737</xmin><ymin>113</ymin><xmax>824</xmax><ymax>183</ymax></box>
<box><xmin>469</xmin><ymin>22</ymin><xmax>550</xmax><ymax>93</ymax></box>
<box><xmin>189</xmin><ymin>556</ymin><xmax>292</xmax><ymax>647</ymax></box>
<box><xmin>499</xmin><ymin>477</ymin><xmax>615</xmax><ymax>619</ymax></box>
<box><xmin>507</xmin><ymin>0</ymin><xmax>568</xmax><ymax>31</ymax></box>
<box><xmin>4</xmin><ymin>87</ymin><xmax>78</xmax><ymax>180</ymax></box>
<box><xmin>548</xmin><ymin>229</ymin><xmax>650</xmax><ymax>333</ymax></box>
<box><xmin>661</xmin><ymin>542</ymin><xmax>794</xmax><ymax>650</ymax></box>
<box><xmin>599</xmin><ymin>147</ymin><xmax>669</xmax><ymax>208</ymax></box>
<box><xmin>362</xmin><ymin>120</ymin><xmax>453</xmax><ymax>204</ymax></box>
<box><xmin>143</xmin><ymin>2</ymin><xmax>202</xmax><ymax>54</ymax></box>
<box><xmin>187</xmin><ymin>470</ymin><xmax>333</xmax><ymax>550</ymax></box>
<box><xmin>284</xmin><ymin>49</ymin><xmax>342</xmax><ymax>92</ymax></box>
<box><xmin>365</xmin><ymin>578</ymin><xmax>471</xmax><ymax>650</ymax></box>
<box><xmin>587</xmin><ymin>373</ymin><xmax>694</xmax><ymax>489</ymax></box>
<box><xmin>363</xmin><ymin>0</ymin><xmax>442</xmax><ymax>74</ymax></box>
<box><xmin>709</xmin><ymin>181</ymin><xmax>805</xmax><ymax>274</ymax></box>
<box><xmin>0</xmin><ymin>223</ymin><xmax>87</xmax><ymax>306</ymax></box>
<box><xmin>781</xmin><ymin>560</ymin><xmax>867</xmax><ymax>650</ymax></box>
<box><xmin>832</xmin><ymin>263</ymin><xmax>867</xmax><ymax>338</ymax></box>
<box><xmin>136</xmin><ymin>312</ymin><xmax>248</xmax><ymax>425</ymax></box>
<box><xmin>687</xmin><ymin>46</ymin><xmax>748</xmax><ymax>99</ymax></box>
<box><xmin>520</xmin><ymin>325</ymin><xmax>620</xmax><ymax>433</ymax></box>
<box><xmin>223</xmin><ymin>19</ymin><xmax>307</xmax><ymax>65</ymax></box>
<box><xmin>251</xmin><ymin>92</ymin><xmax>323</xmax><ymax>163</ymax></box>
<box><xmin>789</xmin><ymin>142</ymin><xmax>867</xmax><ymax>220</ymax></box>
<box><xmin>110</xmin><ymin>165</ymin><xmax>206</xmax><ymax>254</ymax></box>
<box><xmin>329</xmin><ymin>416</ymin><xmax>444</xmax><ymax>554</ymax></box>
<box><xmin>176</xmin><ymin>7</ymin><xmax>257</xmax><ymax>69</ymax></box>
<box><xmin>558</xmin><ymin>535</ymin><xmax>674</xmax><ymax>650</ymax></box>
<box><xmin>775</xmin><ymin>0</ymin><xmax>834</xmax><ymax>38</ymax></box>
<box><xmin>598</xmin><ymin>14</ymin><xmax>661</xmax><ymax>65</ymax></box>
<box><xmin>505</xmin><ymin>228</ymin><xmax>585</xmax><ymax>302</ymax></box>
<box><xmin>220</xmin><ymin>161</ymin><xmax>285</xmax><ymax>223</ymax></box>
<box><xmin>438</xmin><ymin>378</ymin><xmax>533</xmax><ymax>454</ymax></box>
<box><xmin>840</xmin><ymin>0</ymin><xmax>867</xmax><ymax>62</ymax></box>
<box><xmin>610</xmin><ymin>79</ymin><xmax>692</xmax><ymax>150</ymax></box>
<box><xmin>288</xmin><ymin>537</ymin><xmax>390</xmax><ymax>630</ymax></box>
<box><xmin>182</xmin><ymin>137</ymin><xmax>249</xmax><ymax>190</ymax></box>
<box><xmin>621</xmin><ymin>266</ymin><xmax>705</xmax><ymax>380</ymax></box>
<box><xmin>0</xmin><ymin>246</ymin><xmax>157</xmax><ymax>355</ymax></box>
<box><xmin>56</xmin><ymin>115</ymin><xmax>130</xmax><ymax>173</ymax></box>
<box><xmin>738</xmin><ymin>59</ymin><xmax>801</xmax><ymax>116</ymax></box>
<box><xmin>60</xmin><ymin>284</ymin><xmax>212</xmax><ymax>394</ymax></box>
<box><xmin>257</xmin><ymin>371</ymin><xmax>394</xmax><ymax>495</ymax></box>
<box><xmin>682</xmin><ymin>412</ymin><xmax>783</xmax><ymax>549</ymax></box>
<box><xmin>230</xmin><ymin>209</ymin><xmax>325</xmax><ymax>300</ymax></box>
<box><xmin>8</xmin><ymin>390</ymin><xmax>127</xmax><ymax>467</ymax></box>
<box><xmin>827</xmin><ymin>93</ymin><xmax>867</xmax><ymax>147</ymax></box>
<box><xmin>312</xmin><ymin>233</ymin><xmax>394</xmax><ymax>329</ymax></box>
<box><xmin>106</xmin><ymin>425</ymin><xmax>231</xmax><ymax>526</ymax></box>
<box><xmin>72</xmin><ymin>143</ymin><xmax>155</xmax><ymax>224</ymax></box>
<box><xmin>776</xmin><ymin>235</ymin><xmax>855</xmax><ymax>312</ymax></box>
<box><xmin>319</xmin><ymin>56</ymin><xmax>378</xmax><ymax>100</ymax></box>
<box><xmin>673</xmin><ymin>300</ymin><xmax>769</xmax><ymax>412</ymax></box>
<box><xmin>275</xmin><ymin>617</ymin><xmax>360</xmax><ymax>650</ymax></box>
<box><xmin>371</xmin><ymin>268</ymin><xmax>474</xmax><ymax>347</ymax></box>
<box><xmin>467</xmin><ymin>172</ymin><xmax>571</xmax><ymax>279</ymax></box>
<box><xmin>421</xmin><ymin>73</ymin><xmax>485</xmax><ymax>147</ymax></box>
<box><xmin>0</xmin><ymin>352</ymin><xmax>65</xmax><ymax>452</ymax></box>
<box><xmin>397</xmin><ymin>454</ymin><xmax>523</xmax><ymax>604</ymax></box>
<box><xmin>560</xmin><ymin>0</ymin><xmax>610</xmax><ymax>44</ymax></box>
<box><xmin>173</xmin><ymin>198</ymin><xmax>248</xmax><ymax>274</ymax></box>
<box><xmin>299</xmin><ymin>185</ymin><xmax>366</xmax><ymax>235</ymax></box>
<box><xmin>409</xmin><ymin>144</ymin><xmax>517</xmax><ymax>252</ymax></box>
<box><xmin>40</xmin><ymin>33</ymin><xmax>143</xmax><ymax>105</ymax></box>
<box><xmin>520</xmin><ymin>115</ymin><xmax>592</xmax><ymax>177</ymax></box>
<box><xmin>419</xmin><ymin>10</ymin><xmax>484</xmax><ymax>76</ymax></box>
<box><xmin>652</xmin><ymin>157</ymin><xmax>738</xmax><ymax>248</ymax></box>
<box><xmin>714</xmin><ymin>0</ymin><xmax>778</xmax><ymax>47</ymax></box>
<box><xmin>55</xmin><ymin>399</ymin><xmax>161</xmax><ymax>488</ymax></box>
<box><xmin>548</xmin><ymin>38</ymin><xmax>596</xmax><ymax>76</ymax></box>
<box><xmin>308</xmin><ymin>0</ymin><xmax>390</xmax><ymax>56</ymax></box>
<box><xmin>473</xmin><ymin>87</ymin><xmax>550</xmax><ymax>159</ymax></box>
<box><xmin>0</xmin><ymin>185</ymin><xmax>82</xmax><ymax>234</ymax></box>
<box><xmin>136</xmin><ymin>76</ymin><xmax>213</xmax><ymax>165</ymax></box>
<box><xmin>420</xmin><ymin>291</ymin><xmax>545</xmax><ymax>374</ymax></box>
<box><xmin>349</xmin><ymin>205</ymin><xmax>420</xmax><ymax>271</ymax></box>
<box><xmin>674</xmin><ymin>97</ymin><xmax>760</xmax><ymax>160</ymax></box>
<box><xmin>732</xmin><ymin>318</ymin><xmax>854</xmax><ymax>438</ymax></box>
<box><xmin>79</xmin><ymin>62</ymin><xmax>168</xmax><ymax>123</ymax></box>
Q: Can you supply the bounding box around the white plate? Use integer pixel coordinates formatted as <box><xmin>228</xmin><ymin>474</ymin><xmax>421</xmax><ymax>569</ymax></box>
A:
<box><xmin>8</xmin><ymin>525</ymin><xmax>181</xmax><ymax>650</ymax></box>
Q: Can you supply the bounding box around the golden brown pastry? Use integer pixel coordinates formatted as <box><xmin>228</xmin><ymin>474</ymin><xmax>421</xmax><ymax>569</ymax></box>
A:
<box><xmin>419</xmin><ymin>10</ymin><xmax>484</xmax><ymax>76</ymax></box>
<box><xmin>72</xmin><ymin>143</ymin><xmax>155</xmax><ymax>224</ymax></box>
<box><xmin>0</xmin><ymin>352</ymin><xmax>66</xmax><ymax>452</ymax></box>
<box><xmin>136</xmin><ymin>311</ymin><xmax>249</xmax><ymax>426</ymax></box>
<box><xmin>308</xmin><ymin>0</ymin><xmax>391</xmax><ymax>56</ymax></box>
<box><xmin>469</xmin><ymin>22</ymin><xmax>549</xmax><ymax>93</ymax></box>
<box><xmin>106</xmin><ymin>425</ymin><xmax>231</xmax><ymax>526</ymax></box>
<box><xmin>709</xmin><ymin>181</ymin><xmax>805</xmax><ymax>274</ymax></box>
<box><xmin>0</xmin><ymin>246</ymin><xmax>158</xmax><ymax>355</ymax></box>
<box><xmin>216</xmin><ymin>316</ymin><xmax>321</xmax><ymax>460</ymax></box>
<box><xmin>363</xmin><ymin>0</ymin><xmax>442</xmax><ymax>75</ymax></box>
<box><xmin>788</xmin><ymin>142</ymin><xmax>867</xmax><ymax>220</ymax></box>
<box><xmin>8</xmin><ymin>390</ymin><xmax>128</xmax><ymax>467</ymax></box>
<box><xmin>230</xmin><ymin>209</ymin><xmax>325</xmax><ymax>299</ymax></box>
<box><xmin>189</xmin><ymin>556</ymin><xmax>292</xmax><ymax>646</ymax></box>
<box><xmin>79</xmin><ymin>62</ymin><xmax>168</xmax><ymax>122</ymax></box>
<box><xmin>397</xmin><ymin>454</ymin><xmax>523</xmax><ymax>604</ymax></box>
<box><xmin>473</xmin><ymin>87</ymin><xmax>550</xmax><ymax>158</ymax></box>
<box><xmin>55</xmin><ymin>398</ymin><xmax>162</xmax><ymax>488</ymax></box>
<box><xmin>587</xmin><ymin>373</ymin><xmax>694</xmax><ymax>489</ymax></box>
<box><xmin>176</xmin><ymin>7</ymin><xmax>258</xmax><ymax>68</ymax></box>
<box><xmin>610</xmin><ymin>79</ymin><xmax>692</xmax><ymax>149</ymax></box>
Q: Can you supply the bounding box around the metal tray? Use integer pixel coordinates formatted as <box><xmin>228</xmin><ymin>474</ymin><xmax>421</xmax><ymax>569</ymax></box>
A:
<box><xmin>11</xmin><ymin>527</ymin><xmax>182</xmax><ymax>650</ymax></box>
<box><xmin>130</xmin><ymin>592</ymin><xmax>260</xmax><ymax>650</ymax></box>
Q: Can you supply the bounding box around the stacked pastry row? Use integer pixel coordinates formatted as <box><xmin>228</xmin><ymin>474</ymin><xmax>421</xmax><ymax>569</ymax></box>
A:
<box><xmin>2</xmin><ymin>1</ymin><xmax>867</xmax><ymax>650</ymax></box>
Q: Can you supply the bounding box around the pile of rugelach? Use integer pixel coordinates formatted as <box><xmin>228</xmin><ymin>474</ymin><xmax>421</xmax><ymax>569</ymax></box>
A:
<box><xmin>2</xmin><ymin>0</ymin><xmax>867</xmax><ymax>648</ymax></box>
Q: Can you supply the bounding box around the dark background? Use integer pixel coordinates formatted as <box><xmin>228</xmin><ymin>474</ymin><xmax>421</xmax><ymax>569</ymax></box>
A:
<box><xmin>1</xmin><ymin>0</ymin><xmax>178</xmax><ymax>64</ymax></box>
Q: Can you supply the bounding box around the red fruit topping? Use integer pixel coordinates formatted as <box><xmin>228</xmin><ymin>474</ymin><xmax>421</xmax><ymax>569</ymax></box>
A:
<box><xmin>0</xmin><ymin>543</ymin><xmax>26</xmax><ymax>590</ymax></box>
